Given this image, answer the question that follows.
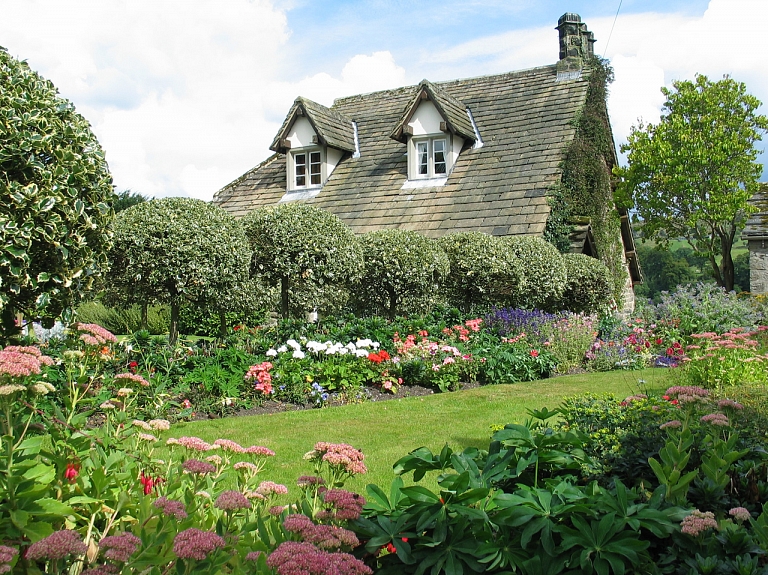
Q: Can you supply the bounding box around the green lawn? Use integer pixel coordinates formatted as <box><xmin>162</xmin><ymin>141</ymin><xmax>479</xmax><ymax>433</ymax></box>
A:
<box><xmin>168</xmin><ymin>368</ymin><xmax>675</xmax><ymax>493</ymax></box>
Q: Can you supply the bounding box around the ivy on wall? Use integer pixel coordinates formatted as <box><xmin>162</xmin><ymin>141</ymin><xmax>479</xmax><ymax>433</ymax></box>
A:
<box><xmin>544</xmin><ymin>57</ymin><xmax>628</xmax><ymax>306</ymax></box>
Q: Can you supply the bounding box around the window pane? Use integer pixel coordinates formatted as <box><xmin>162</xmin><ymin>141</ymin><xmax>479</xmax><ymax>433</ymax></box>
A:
<box><xmin>295</xmin><ymin>153</ymin><xmax>306</xmax><ymax>186</ymax></box>
<box><xmin>417</xmin><ymin>142</ymin><xmax>428</xmax><ymax>175</ymax></box>
<box><xmin>310</xmin><ymin>152</ymin><xmax>321</xmax><ymax>185</ymax></box>
<box><xmin>434</xmin><ymin>140</ymin><xmax>446</xmax><ymax>174</ymax></box>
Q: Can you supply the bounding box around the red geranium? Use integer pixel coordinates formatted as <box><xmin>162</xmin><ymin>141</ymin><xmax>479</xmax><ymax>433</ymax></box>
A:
<box><xmin>64</xmin><ymin>463</ymin><xmax>79</xmax><ymax>483</ymax></box>
<box><xmin>530</xmin><ymin>349</ymin><xmax>539</xmax><ymax>358</ymax></box>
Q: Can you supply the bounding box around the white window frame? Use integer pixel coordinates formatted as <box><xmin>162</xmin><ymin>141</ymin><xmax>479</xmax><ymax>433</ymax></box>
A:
<box><xmin>289</xmin><ymin>147</ymin><xmax>324</xmax><ymax>190</ymax></box>
<box><xmin>409</xmin><ymin>136</ymin><xmax>450</xmax><ymax>180</ymax></box>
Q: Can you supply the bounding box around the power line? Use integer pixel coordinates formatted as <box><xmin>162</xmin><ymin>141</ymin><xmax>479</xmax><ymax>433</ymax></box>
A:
<box><xmin>603</xmin><ymin>0</ymin><xmax>623</xmax><ymax>57</ymax></box>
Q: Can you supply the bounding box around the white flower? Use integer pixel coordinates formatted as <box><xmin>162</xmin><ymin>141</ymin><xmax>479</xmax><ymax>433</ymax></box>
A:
<box><xmin>356</xmin><ymin>339</ymin><xmax>373</xmax><ymax>348</ymax></box>
<box><xmin>337</xmin><ymin>347</ymin><xmax>348</xmax><ymax>355</ymax></box>
<box><xmin>286</xmin><ymin>339</ymin><xmax>301</xmax><ymax>350</ymax></box>
<box><xmin>355</xmin><ymin>349</ymin><xmax>369</xmax><ymax>357</ymax></box>
<box><xmin>345</xmin><ymin>342</ymin><xmax>357</xmax><ymax>350</ymax></box>
<box><xmin>292</xmin><ymin>350</ymin><xmax>306</xmax><ymax>359</ymax></box>
<box><xmin>325</xmin><ymin>347</ymin><xmax>337</xmax><ymax>355</ymax></box>
<box><xmin>372</xmin><ymin>342</ymin><xmax>381</xmax><ymax>349</ymax></box>
<box><xmin>277</xmin><ymin>345</ymin><xmax>288</xmax><ymax>353</ymax></box>
<box><xmin>266</xmin><ymin>349</ymin><xmax>278</xmax><ymax>357</ymax></box>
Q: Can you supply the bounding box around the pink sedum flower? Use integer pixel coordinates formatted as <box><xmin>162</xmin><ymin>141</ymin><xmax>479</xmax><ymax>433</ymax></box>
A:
<box><xmin>173</xmin><ymin>528</ymin><xmax>225</xmax><ymax>560</ymax></box>
<box><xmin>99</xmin><ymin>532</ymin><xmax>141</xmax><ymax>562</ymax></box>
<box><xmin>25</xmin><ymin>530</ymin><xmax>87</xmax><ymax>561</ymax></box>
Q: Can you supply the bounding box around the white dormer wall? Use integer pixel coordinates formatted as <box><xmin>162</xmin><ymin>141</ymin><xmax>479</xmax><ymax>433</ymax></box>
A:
<box><xmin>408</xmin><ymin>101</ymin><xmax>442</xmax><ymax>135</ymax></box>
<box><xmin>406</xmin><ymin>101</ymin><xmax>464</xmax><ymax>180</ymax></box>
<box><xmin>287</xmin><ymin>117</ymin><xmax>316</xmax><ymax>148</ymax></box>
<box><xmin>284</xmin><ymin>116</ymin><xmax>342</xmax><ymax>192</ymax></box>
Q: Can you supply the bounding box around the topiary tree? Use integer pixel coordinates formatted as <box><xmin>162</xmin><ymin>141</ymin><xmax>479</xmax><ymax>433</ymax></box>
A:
<box><xmin>437</xmin><ymin>232</ymin><xmax>526</xmax><ymax>312</ymax></box>
<box><xmin>353</xmin><ymin>229</ymin><xmax>449</xmax><ymax>320</ymax></box>
<box><xmin>241</xmin><ymin>203</ymin><xmax>363</xmax><ymax>318</ymax></box>
<box><xmin>1</xmin><ymin>47</ymin><xmax>114</xmax><ymax>340</ymax></box>
<box><xmin>559</xmin><ymin>253</ymin><xmax>613</xmax><ymax>313</ymax></box>
<box><xmin>500</xmin><ymin>236</ymin><xmax>567</xmax><ymax>311</ymax></box>
<box><xmin>105</xmin><ymin>198</ymin><xmax>250</xmax><ymax>344</ymax></box>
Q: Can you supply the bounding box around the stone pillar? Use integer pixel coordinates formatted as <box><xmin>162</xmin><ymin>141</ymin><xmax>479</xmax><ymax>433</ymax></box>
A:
<box><xmin>556</xmin><ymin>13</ymin><xmax>596</xmax><ymax>79</ymax></box>
<box><xmin>748</xmin><ymin>239</ymin><xmax>768</xmax><ymax>294</ymax></box>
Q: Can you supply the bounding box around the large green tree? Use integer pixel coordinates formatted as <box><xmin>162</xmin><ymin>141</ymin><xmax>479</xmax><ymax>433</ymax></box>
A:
<box><xmin>615</xmin><ymin>74</ymin><xmax>768</xmax><ymax>291</ymax></box>
<box><xmin>106</xmin><ymin>198</ymin><xmax>250</xmax><ymax>344</ymax></box>
<box><xmin>0</xmin><ymin>47</ymin><xmax>114</xmax><ymax>339</ymax></box>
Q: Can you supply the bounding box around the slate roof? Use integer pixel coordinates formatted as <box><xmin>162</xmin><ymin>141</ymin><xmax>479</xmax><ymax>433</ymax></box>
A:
<box><xmin>390</xmin><ymin>79</ymin><xmax>477</xmax><ymax>144</ymax></box>
<box><xmin>743</xmin><ymin>183</ymin><xmax>768</xmax><ymax>240</ymax></box>
<box><xmin>215</xmin><ymin>63</ymin><xmax>591</xmax><ymax>239</ymax></box>
<box><xmin>270</xmin><ymin>97</ymin><xmax>356</xmax><ymax>154</ymax></box>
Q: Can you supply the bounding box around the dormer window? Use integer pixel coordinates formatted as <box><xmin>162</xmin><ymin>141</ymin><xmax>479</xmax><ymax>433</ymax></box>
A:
<box><xmin>293</xmin><ymin>149</ymin><xmax>322</xmax><ymax>188</ymax></box>
<box><xmin>412</xmin><ymin>137</ymin><xmax>448</xmax><ymax>179</ymax></box>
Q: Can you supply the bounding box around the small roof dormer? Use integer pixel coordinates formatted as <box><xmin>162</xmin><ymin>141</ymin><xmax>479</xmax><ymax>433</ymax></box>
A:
<box><xmin>389</xmin><ymin>79</ymin><xmax>476</xmax><ymax>145</ymax></box>
<box><xmin>270</xmin><ymin>97</ymin><xmax>356</xmax><ymax>154</ymax></box>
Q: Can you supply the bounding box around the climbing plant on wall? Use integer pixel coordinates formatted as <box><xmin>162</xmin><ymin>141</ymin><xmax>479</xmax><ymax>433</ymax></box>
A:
<box><xmin>544</xmin><ymin>57</ymin><xmax>627</xmax><ymax>306</ymax></box>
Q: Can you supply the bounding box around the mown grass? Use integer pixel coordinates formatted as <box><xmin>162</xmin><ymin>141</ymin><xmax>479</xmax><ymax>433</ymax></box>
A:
<box><xmin>168</xmin><ymin>368</ymin><xmax>675</xmax><ymax>493</ymax></box>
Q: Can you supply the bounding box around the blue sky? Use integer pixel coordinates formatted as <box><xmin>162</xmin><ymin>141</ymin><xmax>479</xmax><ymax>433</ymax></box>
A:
<box><xmin>0</xmin><ymin>0</ymin><xmax>764</xmax><ymax>200</ymax></box>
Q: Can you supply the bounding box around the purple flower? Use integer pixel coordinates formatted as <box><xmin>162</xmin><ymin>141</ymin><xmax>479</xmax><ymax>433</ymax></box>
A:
<box><xmin>283</xmin><ymin>514</ymin><xmax>315</xmax><ymax>534</ymax></box>
<box><xmin>182</xmin><ymin>459</ymin><xmax>217</xmax><ymax>475</ymax></box>
<box><xmin>153</xmin><ymin>496</ymin><xmax>188</xmax><ymax>520</ymax></box>
<box><xmin>0</xmin><ymin>545</ymin><xmax>18</xmax><ymax>574</ymax></box>
<box><xmin>297</xmin><ymin>475</ymin><xmax>325</xmax><ymax>488</ymax></box>
<box><xmin>82</xmin><ymin>565</ymin><xmax>119</xmax><ymax>575</ymax></box>
<box><xmin>659</xmin><ymin>420</ymin><xmax>682</xmax><ymax>430</ymax></box>
<box><xmin>99</xmin><ymin>533</ymin><xmax>141</xmax><ymax>562</ymax></box>
<box><xmin>245</xmin><ymin>551</ymin><xmax>263</xmax><ymax>562</ymax></box>
<box><xmin>173</xmin><ymin>528</ymin><xmax>225</xmax><ymax>560</ymax></box>
<box><xmin>701</xmin><ymin>413</ymin><xmax>730</xmax><ymax>426</ymax></box>
<box><xmin>214</xmin><ymin>490</ymin><xmax>251</xmax><ymax>511</ymax></box>
<box><xmin>301</xmin><ymin>524</ymin><xmax>360</xmax><ymax>550</ymax></box>
<box><xmin>717</xmin><ymin>399</ymin><xmax>744</xmax><ymax>410</ymax></box>
<box><xmin>25</xmin><ymin>530</ymin><xmax>87</xmax><ymax>561</ymax></box>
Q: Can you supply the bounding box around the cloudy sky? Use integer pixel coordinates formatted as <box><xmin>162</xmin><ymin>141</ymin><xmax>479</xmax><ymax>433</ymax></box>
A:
<box><xmin>1</xmin><ymin>0</ymin><xmax>765</xmax><ymax>200</ymax></box>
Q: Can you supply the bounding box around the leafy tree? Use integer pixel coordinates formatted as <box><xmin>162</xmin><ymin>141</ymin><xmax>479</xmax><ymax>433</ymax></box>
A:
<box><xmin>616</xmin><ymin>74</ymin><xmax>768</xmax><ymax>291</ymax></box>
<box><xmin>634</xmin><ymin>245</ymin><xmax>699</xmax><ymax>302</ymax></box>
<box><xmin>113</xmin><ymin>189</ymin><xmax>149</xmax><ymax>213</ymax></box>
<box><xmin>353</xmin><ymin>229</ymin><xmax>449</xmax><ymax>320</ymax></box>
<box><xmin>106</xmin><ymin>198</ymin><xmax>250</xmax><ymax>344</ymax></box>
<box><xmin>241</xmin><ymin>203</ymin><xmax>363</xmax><ymax>318</ymax></box>
<box><xmin>733</xmin><ymin>252</ymin><xmax>751</xmax><ymax>293</ymax></box>
<box><xmin>0</xmin><ymin>47</ymin><xmax>114</xmax><ymax>340</ymax></box>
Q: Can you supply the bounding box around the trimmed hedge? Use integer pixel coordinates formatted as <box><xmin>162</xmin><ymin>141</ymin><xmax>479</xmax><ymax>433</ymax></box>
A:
<box><xmin>500</xmin><ymin>236</ymin><xmax>567</xmax><ymax>311</ymax></box>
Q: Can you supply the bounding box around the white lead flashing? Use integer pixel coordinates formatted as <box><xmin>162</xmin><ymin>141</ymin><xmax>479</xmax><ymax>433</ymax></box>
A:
<box><xmin>278</xmin><ymin>187</ymin><xmax>322</xmax><ymax>203</ymax></box>
<box><xmin>352</xmin><ymin>121</ymin><xmax>361</xmax><ymax>158</ymax></box>
<box><xmin>400</xmin><ymin>177</ymin><xmax>448</xmax><ymax>190</ymax></box>
<box><xmin>466</xmin><ymin>108</ymin><xmax>483</xmax><ymax>149</ymax></box>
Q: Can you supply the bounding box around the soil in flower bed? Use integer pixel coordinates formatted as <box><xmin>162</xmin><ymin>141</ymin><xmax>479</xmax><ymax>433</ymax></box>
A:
<box><xmin>196</xmin><ymin>382</ymin><xmax>483</xmax><ymax>420</ymax></box>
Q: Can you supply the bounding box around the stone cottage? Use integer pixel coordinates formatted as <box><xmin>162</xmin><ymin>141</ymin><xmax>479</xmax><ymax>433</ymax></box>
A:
<box><xmin>213</xmin><ymin>13</ymin><xmax>641</xmax><ymax>307</ymax></box>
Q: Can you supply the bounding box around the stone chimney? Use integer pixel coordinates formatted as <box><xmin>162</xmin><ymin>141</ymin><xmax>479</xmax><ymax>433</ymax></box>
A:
<box><xmin>556</xmin><ymin>13</ymin><xmax>596</xmax><ymax>80</ymax></box>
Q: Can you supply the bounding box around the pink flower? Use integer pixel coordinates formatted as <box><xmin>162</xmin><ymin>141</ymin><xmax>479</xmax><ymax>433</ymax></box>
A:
<box><xmin>153</xmin><ymin>496</ymin><xmax>188</xmax><ymax>520</ymax></box>
<box><xmin>245</xmin><ymin>445</ymin><xmax>276</xmax><ymax>456</ymax></box>
<box><xmin>114</xmin><ymin>372</ymin><xmax>150</xmax><ymax>387</ymax></box>
<box><xmin>99</xmin><ymin>533</ymin><xmax>141</xmax><ymax>562</ymax></box>
<box><xmin>25</xmin><ymin>530</ymin><xmax>87</xmax><ymax>561</ymax></box>
<box><xmin>214</xmin><ymin>438</ymin><xmax>245</xmax><ymax>453</ymax></box>
<box><xmin>530</xmin><ymin>349</ymin><xmax>539</xmax><ymax>358</ymax></box>
<box><xmin>681</xmin><ymin>510</ymin><xmax>718</xmax><ymax>536</ymax></box>
<box><xmin>173</xmin><ymin>529</ymin><xmax>225</xmax><ymax>560</ymax></box>
<box><xmin>729</xmin><ymin>507</ymin><xmax>751</xmax><ymax>523</ymax></box>
<box><xmin>267</xmin><ymin>541</ymin><xmax>372</xmax><ymax>575</ymax></box>
<box><xmin>183</xmin><ymin>459</ymin><xmax>216</xmax><ymax>475</ymax></box>
<box><xmin>256</xmin><ymin>481</ymin><xmax>289</xmax><ymax>496</ymax></box>
<box><xmin>214</xmin><ymin>490</ymin><xmax>251</xmax><ymax>511</ymax></box>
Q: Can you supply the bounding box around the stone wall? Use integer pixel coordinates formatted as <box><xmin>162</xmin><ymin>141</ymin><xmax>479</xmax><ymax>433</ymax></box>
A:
<box><xmin>748</xmin><ymin>239</ymin><xmax>768</xmax><ymax>294</ymax></box>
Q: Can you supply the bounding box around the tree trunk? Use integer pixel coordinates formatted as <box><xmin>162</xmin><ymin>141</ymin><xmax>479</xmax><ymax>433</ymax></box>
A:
<box><xmin>141</xmin><ymin>302</ymin><xmax>149</xmax><ymax>331</ymax></box>
<box><xmin>169</xmin><ymin>297</ymin><xmax>180</xmax><ymax>346</ymax></box>
<box><xmin>388</xmin><ymin>288</ymin><xmax>397</xmax><ymax>321</ymax></box>
<box><xmin>719</xmin><ymin>233</ymin><xmax>735</xmax><ymax>292</ymax></box>
<box><xmin>281</xmin><ymin>276</ymin><xmax>290</xmax><ymax>318</ymax></box>
<box><xmin>218</xmin><ymin>308</ymin><xmax>227</xmax><ymax>338</ymax></box>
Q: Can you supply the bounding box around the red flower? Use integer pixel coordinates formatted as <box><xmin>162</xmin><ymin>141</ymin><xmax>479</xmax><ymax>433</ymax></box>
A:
<box><xmin>233</xmin><ymin>325</ymin><xmax>241</xmax><ymax>331</ymax></box>
<box><xmin>128</xmin><ymin>360</ymin><xmax>138</xmax><ymax>374</ymax></box>
<box><xmin>530</xmin><ymin>349</ymin><xmax>539</xmax><ymax>358</ymax></box>
<box><xmin>64</xmin><ymin>463</ymin><xmax>79</xmax><ymax>483</ymax></box>
<box><xmin>386</xmin><ymin>543</ymin><xmax>396</xmax><ymax>554</ymax></box>
<box><xmin>379</xmin><ymin>350</ymin><xmax>390</xmax><ymax>361</ymax></box>
<box><xmin>666</xmin><ymin>347</ymin><xmax>675</xmax><ymax>356</ymax></box>
<box><xmin>673</xmin><ymin>342</ymin><xmax>682</xmax><ymax>349</ymax></box>
<box><xmin>139</xmin><ymin>471</ymin><xmax>158</xmax><ymax>495</ymax></box>
<box><xmin>645</xmin><ymin>341</ymin><xmax>651</xmax><ymax>348</ymax></box>
<box><xmin>662</xmin><ymin>395</ymin><xmax>670</xmax><ymax>400</ymax></box>
<box><xmin>367</xmin><ymin>353</ymin><xmax>383</xmax><ymax>364</ymax></box>
<box><xmin>670</xmin><ymin>400</ymin><xmax>679</xmax><ymax>405</ymax></box>
<box><xmin>655</xmin><ymin>338</ymin><xmax>663</xmax><ymax>345</ymax></box>
<box><xmin>181</xmin><ymin>399</ymin><xmax>192</xmax><ymax>409</ymax></box>
<box><xmin>418</xmin><ymin>330</ymin><xmax>428</xmax><ymax>337</ymax></box>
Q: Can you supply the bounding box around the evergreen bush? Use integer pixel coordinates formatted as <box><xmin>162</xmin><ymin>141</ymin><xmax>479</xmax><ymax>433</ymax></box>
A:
<box><xmin>241</xmin><ymin>203</ymin><xmax>363</xmax><ymax>318</ymax></box>
<box><xmin>352</xmin><ymin>230</ymin><xmax>449</xmax><ymax>319</ymax></box>
<box><xmin>437</xmin><ymin>232</ymin><xmax>525</xmax><ymax>312</ymax></box>
<box><xmin>559</xmin><ymin>253</ymin><xmax>614</xmax><ymax>313</ymax></box>
<box><xmin>500</xmin><ymin>236</ymin><xmax>567</xmax><ymax>310</ymax></box>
